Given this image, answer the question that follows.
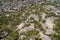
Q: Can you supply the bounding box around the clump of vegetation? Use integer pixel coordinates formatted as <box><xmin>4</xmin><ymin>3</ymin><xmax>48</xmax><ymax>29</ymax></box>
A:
<box><xmin>4</xmin><ymin>31</ymin><xmax>18</xmax><ymax>40</ymax></box>
<box><xmin>51</xmin><ymin>16</ymin><xmax>60</xmax><ymax>40</ymax></box>
<box><xmin>23</xmin><ymin>30</ymin><xmax>39</xmax><ymax>36</ymax></box>
<box><xmin>53</xmin><ymin>16</ymin><xmax>60</xmax><ymax>34</ymax></box>
<box><xmin>34</xmin><ymin>21</ymin><xmax>44</xmax><ymax>31</ymax></box>
<box><xmin>0</xmin><ymin>1</ymin><xmax>3</xmax><ymax>6</ymax></box>
<box><xmin>45</xmin><ymin>12</ymin><xmax>56</xmax><ymax>18</ymax></box>
<box><xmin>51</xmin><ymin>33</ymin><xmax>60</xmax><ymax>40</ymax></box>
<box><xmin>19</xmin><ymin>30</ymin><xmax>40</xmax><ymax>40</ymax></box>
<box><xmin>35</xmin><ymin>37</ymin><xmax>42</xmax><ymax>40</ymax></box>
<box><xmin>42</xmin><ymin>20</ymin><xmax>46</xmax><ymax>23</ymax></box>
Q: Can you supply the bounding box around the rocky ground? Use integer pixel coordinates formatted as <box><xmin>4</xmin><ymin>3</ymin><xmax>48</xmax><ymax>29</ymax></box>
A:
<box><xmin>0</xmin><ymin>0</ymin><xmax>60</xmax><ymax>40</ymax></box>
